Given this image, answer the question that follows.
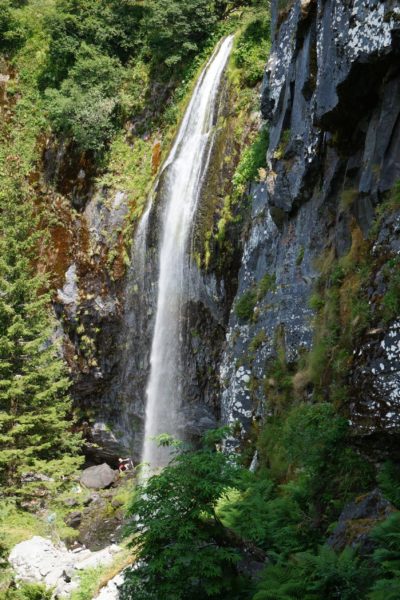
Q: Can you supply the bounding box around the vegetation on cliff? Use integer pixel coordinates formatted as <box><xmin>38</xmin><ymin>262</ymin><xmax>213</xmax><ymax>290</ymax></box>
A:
<box><xmin>1</xmin><ymin>1</ymin><xmax>400</xmax><ymax>599</ymax></box>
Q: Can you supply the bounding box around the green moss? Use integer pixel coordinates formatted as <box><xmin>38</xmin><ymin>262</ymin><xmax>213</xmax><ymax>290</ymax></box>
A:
<box><xmin>232</xmin><ymin>124</ymin><xmax>269</xmax><ymax>195</ymax></box>
<box><xmin>249</xmin><ymin>329</ymin><xmax>267</xmax><ymax>353</ymax></box>
<box><xmin>382</xmin><ymin>257</ymin><xmax>400</xmax><ymax>323</ymax></box>
<box><xmin>257</xmin><ymin>273</ymin><xmax>276</xmax><ymax>298</ymax></box>
<box><xmin>235</xmin><ymin>289</ymin><xmax>257</xmax><ymax>321</ymax></box>
<box><xmin>339</xmin><ymin>187</ymin><xmax>358</xmax><ymax>212</ymax></box>
<box><xmin>273</xmin><ymin>128</ymin><xmax>291</xmax><ymax>160</ymax></box>
<box><xmin>296</xmin><ymin>246</ymin><xmax>305</xmax><ymax>266</ymax></box>
<box><xmin>234</xmin><ymin>273</ymin><xmax>276</xmax><ymax>322</ymax></box>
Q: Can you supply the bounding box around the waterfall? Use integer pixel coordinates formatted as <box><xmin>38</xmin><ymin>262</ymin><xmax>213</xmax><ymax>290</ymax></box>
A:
<box><xmin>141</xmin><ymin>35</ymin><xmax>234</xmax><ymax>468</ymax></box>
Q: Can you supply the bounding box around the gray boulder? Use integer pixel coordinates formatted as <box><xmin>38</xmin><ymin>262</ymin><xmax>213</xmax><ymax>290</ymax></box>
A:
<box><xmin>9</xmin><ymin>536</ymin><xmax>121</xmax><ymax>598</ymax></box>
<box><xmin>327</xmin><ymin>489</ymin><xmax>395</xmax><ymax>554</ymax></box>
<box><xmin>80</xmin><ymin>463</ymin><xmax>118</xmax><ymax>490</ymax></box>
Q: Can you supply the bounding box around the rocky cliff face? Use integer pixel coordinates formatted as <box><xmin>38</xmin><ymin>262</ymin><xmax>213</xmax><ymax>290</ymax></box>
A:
<box><xmin>54</xmin><ymin>70</ymin><xmax>237</xmax><ymax>464</ymax></box>
<box><xmin>54</xmin><ymin>0</ymin><xmax>400</xmax><ymax>465</ymax></box>
<box><xmin>220</xmin><ymin>0</ymin><xmax>400</xmax><ymax>454</ymax></box>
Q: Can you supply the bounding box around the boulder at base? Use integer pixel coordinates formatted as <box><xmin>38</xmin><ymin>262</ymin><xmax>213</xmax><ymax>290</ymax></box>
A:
<box><xmin>8</xmin><ymin>536</ymin><xmax>120</xmax><ymax>597</ymax></box>
<box><xmin>80</xmin><ymin>463</ymin><xmax>118</xmax><ymax>490</ymax></box>
<box><xmin>327</xmin><ymin>489</ymin><xmax>395</xmax><ymax>554</ymax></box>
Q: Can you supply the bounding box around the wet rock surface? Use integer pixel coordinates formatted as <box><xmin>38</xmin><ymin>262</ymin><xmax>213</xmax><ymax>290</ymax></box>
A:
<box><xmin>64</xmin><ymin>66</ymin><xmax>237</xmax><ymax>463</ymax></box>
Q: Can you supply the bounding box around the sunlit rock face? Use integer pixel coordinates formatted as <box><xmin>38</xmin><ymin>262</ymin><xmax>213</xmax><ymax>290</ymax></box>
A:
<box><xmin>220</xmin><ymin>0</ymin><xmax>400</xmax><ymax>447</ymax></box>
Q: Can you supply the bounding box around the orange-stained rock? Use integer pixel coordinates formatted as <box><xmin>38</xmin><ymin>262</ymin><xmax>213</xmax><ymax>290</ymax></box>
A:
<box><xmin>151</xmin><ymin>139</ymin><xmax>162</xmax><ymax>175</ymax></box>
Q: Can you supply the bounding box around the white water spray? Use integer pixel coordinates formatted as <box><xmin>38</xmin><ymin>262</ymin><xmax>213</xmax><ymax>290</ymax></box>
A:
<box><xmin>141</xmin><ymin>36</ymin><xmax>234</xmax><ymax>468</ymax></box>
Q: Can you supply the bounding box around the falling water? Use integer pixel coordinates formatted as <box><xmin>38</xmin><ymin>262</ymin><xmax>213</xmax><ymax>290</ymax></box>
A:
<box><xmin>141</xmin><ymin>35</ymin><xmax>234</xmax><ymax>468</ymax></box>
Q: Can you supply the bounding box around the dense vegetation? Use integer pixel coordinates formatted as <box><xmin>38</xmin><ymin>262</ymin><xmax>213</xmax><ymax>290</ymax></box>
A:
<box><xmin>0</xmin><ymin>1</ymin><xmax>269</xmax><ymax>596</ymax></box>
<box><xmin>0</xmin><ymin>2</ymin><xmax>83</xmax><ymax>508</ymax></box>
<box><xmin>2</xmin><ymin>1</ymin><xmax>400</xmax><ymax>599</ymax></box>
<box><xmin>1</xmin><ymin>0</ymin><xmax>261</xmax><ymax>152</ymax></box>
<box><xmin>124</xmin><ymin>426</ymin><xmax>400</xmax><ymax>599</ymax></box>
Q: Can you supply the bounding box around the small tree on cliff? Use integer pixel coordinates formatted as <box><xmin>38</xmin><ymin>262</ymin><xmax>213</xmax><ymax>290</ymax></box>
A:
<box><xmin>0</xmin><ymin>172</ymin><xmax>82</xmax><ymax>500</ymax></box>
<box><xmin>121</xmin><ymin>430</ymin><xmax>249</xmax><ymax>600</ymax></box>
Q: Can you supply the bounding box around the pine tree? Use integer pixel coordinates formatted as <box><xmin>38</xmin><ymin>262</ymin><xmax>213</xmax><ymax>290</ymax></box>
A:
<box><xmin>0</xmin><ymin>142</ymin><xmax>82</xmax><ymax>502</ymax></box>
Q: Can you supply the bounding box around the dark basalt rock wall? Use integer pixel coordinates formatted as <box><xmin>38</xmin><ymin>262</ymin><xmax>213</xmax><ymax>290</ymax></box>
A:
<box><xmin>220</xmin><ymin>0</ymin><xmax>400</xmax><ymax>448</ymax></box>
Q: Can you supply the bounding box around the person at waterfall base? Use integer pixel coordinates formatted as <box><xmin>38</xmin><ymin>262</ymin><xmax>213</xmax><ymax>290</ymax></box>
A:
<box><xmin>118</xmin><ymin>457</ymin><xmax>133</xmax><ymax>472</ymax></box>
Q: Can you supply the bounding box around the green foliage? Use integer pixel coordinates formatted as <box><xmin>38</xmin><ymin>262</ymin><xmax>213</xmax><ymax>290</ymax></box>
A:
<box><xmin>257</xmin><ymin>403</ymin><xmax>374</xmax><ymax>536</ymax></box>
<box><xmin>41</xmin><ymin>0</ymin><xmax>146</xmax><ymax>149</ymax></box>
<box><xmin>43</xmin><ymin>0</ymin><xmax>146</xmax><ymax>86</ymax></box>
<box><xmin>233</xmin><ymin>125</ymin><xmax>268</xmax><ymax>194</ymax></box>
<box><xmin>369</xmin><ymin>512</ymin><xmax>400</xmax><ymax>597</ymax></box>
<box><xmin>0</xmin><ymin>54</ymin><xmax>82</xmax><ymax>498</ymax></box>
<box><xmin>0</xmin><ymin>500</ymin><xmax>46</xmax><ymax>555</ymax></box>
<box><xmin>235</xmin><ymin>288</ymin><xmax>257</xmax><ymax>321</ymax></box>
<box><xmin>0</xmin><ymin>186</ymin><xmax>82</xmax><ymax>496</ymax></box>
<box><xmin>382</xmin><ymin>257</ymin><xmax>400</xmax><ymax>323</ymax></box>
<box><xmin>255</xmin><ymin>546</ymin><xmax>370</xmax><ymax>600</ymax></box>
<box><xmin>281</xmin><ymin>403</ymin><xmax>347</xmax><ymax>473</ymax></box>
<box><xmin>250</xmin><ymin>512</ymin><xmax>400</xmax><ymax>600</ymax></box>
<box><xmin>70</xmin><ymin>567</ymin><xmax>103</xmax><ymax>600</ymax></box>
<box><xmin>232</xmin><ymin>12</ymin><xmax>270</xmax><ymax>86</ymax></box>
<box><xmin>377</xmin><ymin>461</ymin><xmax>400</xmax><ymax>509</ymax></box>
<box><xmin>263</xmin><ymin>358</ymin><xmax>293</xmax><ymax>414</ymax></box>
<box><xmin>5</xmin><ymin>582</ymin><xmax>53</xmax><ymax>600</ymax></box>
<box><xmin>218</xmin><ymin>477</ymin><xmax>274</xmax><ymax>549</ymax></box>
<box><xmin>121</xmin><ymin>432</ymin><xmax>246</xmax><ymax>600</ymax></box>
<box><xmin>234</xmin><ymin>274</ymin><xmax>275</xmax><ymax>321</ymax></box>
<box><xmin>257</xmin><ymin>274</ymin><xmax>276</xmax><ymax>298</ymax></box>
<box><xmin>219</xmin><ymin>473</ymin><xmax>317</xmax><ymax>556</ymax></box>
<box><xmin>0</xmin><ymin>0</ymin><xmax>26</xmax><ymax>52</ymax></box>
<box><xmin>145</xmin><ymin>0</ymin><xmax>217</xmax><ymax>70</ymax></box>
<box><xmin>45</xmin><ymin>45</ymin><xmax>123</xmax><ymax>151</ymax></box>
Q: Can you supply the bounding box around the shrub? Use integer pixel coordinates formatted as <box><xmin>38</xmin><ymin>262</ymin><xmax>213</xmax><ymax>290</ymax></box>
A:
<box><xmin>370</xmin><ymin>512</ymin><xmax>400</xmax><ymax>587</ymax></box>
<box><xmin>44</xmin><ymin>0</ymin><xmax>146</xmax><ymax>85</ymax></box>
<box><xmin>5</xmin><ymin>583</ymin><xmax>53</xmax><ymax>600</ymax></box>
<box><xmin>281</xmin><ymin>403</ymin><xmax>347</xmax><ymax>472</ymax></box>
<box><xmin>233</xmin><ymin>125</ymin><xmax>269</xmax><ymax>194</ymax></box>
<box><xmin>254</xmin><ymin>546</ymin><xmax>370</xmax><ymax>600</ymax></box>
<box><xmin>233</xmin><ymin>14</ymin><xmax>271</xmax><ymax>87</ymax></box>
<box><xmin>235</xmin><ymin>288</ymin><xmax>257</xmax><ymax>321</ymax></box>
<box><xmin>121</xmin><ymin>431</ymin><xmax>246</xmax><ymax>600</ymax></box>
<box><xmin>145</xmin><ymin>0</ymin><xmax>217</xmax><ymax>70</ymax></box>
<box><xmin>45</xmin><ymin>46</ymin><xmax>123</xmax><ymax>151</ymax></box>
<box><xmin>0</xmin><ymin>0</ymin><xmax>26</xmax><ymax>52</ymax></box>
<box><xmin>377</xmin><ymin>461</ymin><xmax>400</xmax><ymax>509</ymax></box>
